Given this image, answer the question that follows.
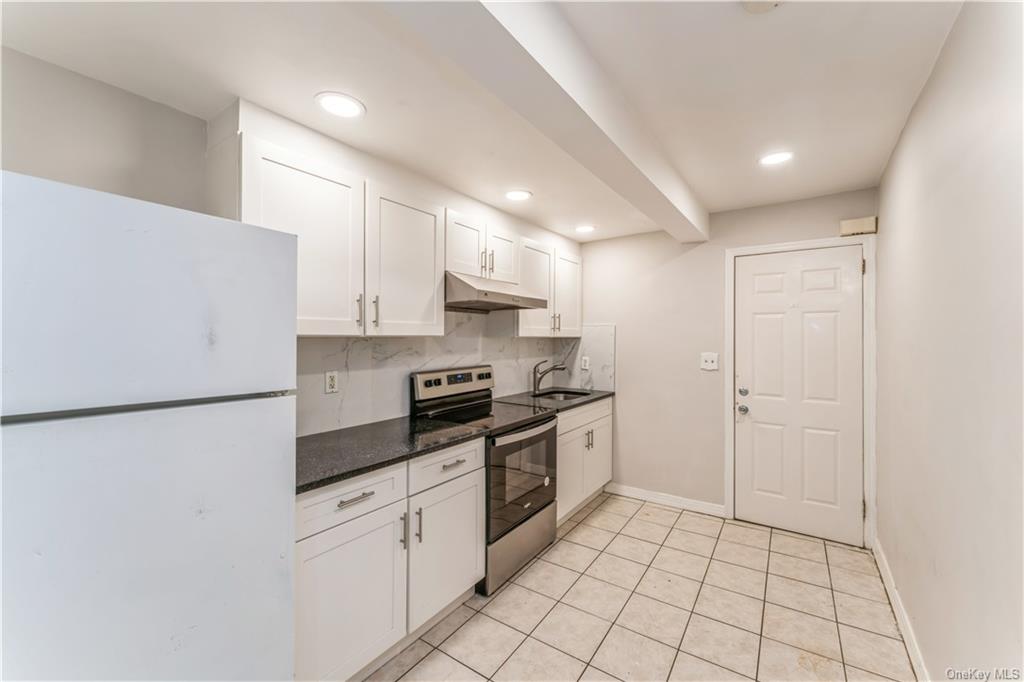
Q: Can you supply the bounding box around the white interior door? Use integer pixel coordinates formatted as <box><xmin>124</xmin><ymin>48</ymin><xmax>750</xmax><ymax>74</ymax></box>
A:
<box><xmin>241</xmin><ymin>136</ymin><xmax>365</xmax><ymax>337</ymax></box>
<box><xmin>517</xmin><ymin>239</ymin><xmax>555</xmax><ymax>337</ymax></box>
<box><xmin>734</xmin><ymin>245</ymin><xmax>864</xmax><ymax>545</ymax></box>
<box><xmin>366</xmin><ymin>182</ymin><xmax>445</xmax><ymax>336</ymax></box>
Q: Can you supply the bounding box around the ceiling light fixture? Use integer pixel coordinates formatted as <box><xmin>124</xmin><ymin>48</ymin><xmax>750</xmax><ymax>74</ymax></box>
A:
<box><xmin>576</xmin><ymin>225</ymin><xmax>595</xmax><ymax>234</ymax></box>
<box><xmin>759</xmin><ymin>151</ymin><xmax>793</xmax><ymax>166</ymax></box>
<box><xmin>505</xmin><ymin>189</ymin><xmax>532</xmax><ymax>201</ymax></box>
<box><xmin>315</xmin><ymin>91</ymin><xmax>366</xmax><ymax>118</ymax></box>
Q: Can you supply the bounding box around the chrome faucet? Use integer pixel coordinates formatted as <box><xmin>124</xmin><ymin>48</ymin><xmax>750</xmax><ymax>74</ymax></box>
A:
<box><xmin>532</xmin><ymin>360</ymin><xmax>566</xmax><ymax>395</ymax></box>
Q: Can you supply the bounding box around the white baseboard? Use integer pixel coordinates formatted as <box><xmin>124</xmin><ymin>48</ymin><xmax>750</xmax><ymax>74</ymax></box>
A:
<box><xmin>873</xmin><ymin>540</ymin><xmax>929</xmax><ymax>682</ymax></box>
<box><xmin>603</xmin><ymin>482</ymin><xmax>727</xmax><ymax>518</ymax></box>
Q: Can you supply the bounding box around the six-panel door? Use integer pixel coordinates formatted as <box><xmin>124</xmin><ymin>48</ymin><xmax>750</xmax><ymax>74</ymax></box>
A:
<box><xmin>734</xmin><ymin>245</ymin><xmax>864</xmax><ymax>545</ymax></box>
<box><xmin>241</xmin><ymin>135</ymin><xmax>365</xmax><ymax>336</ymax></box>
<box><xmin>294</xmin><ymin>499</ymin><xmax>408</xmax><ymax>681</ymax></box>
<box><xmin>366</xmin><ymin>182</ymin><xmax>446</xmax><ymax>336</ymax></box>
<box><xmin>407</xmin><ymin>469</ymin><xmax>486</xmax><ymax>631</ymax></box>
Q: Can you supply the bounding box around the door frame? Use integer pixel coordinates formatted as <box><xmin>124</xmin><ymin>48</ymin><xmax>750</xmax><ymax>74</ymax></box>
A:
<box><xmin>723</xmin><ymin>235</ymin><xmax>877</xmax><ymax>547</ymax></box>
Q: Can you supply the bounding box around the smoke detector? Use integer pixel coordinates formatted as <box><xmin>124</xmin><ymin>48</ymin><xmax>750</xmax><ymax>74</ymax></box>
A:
<box><xmin>742</xmin><ymin>1</ymin><xmax>781</xmax><ymax>14</ymax></box>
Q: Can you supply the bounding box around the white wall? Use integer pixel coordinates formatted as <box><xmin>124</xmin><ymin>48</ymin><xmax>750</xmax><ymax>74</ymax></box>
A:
<box><xmin>1</xmin><ymin>48</ymin><xmax>207</xmax><ymax>212</ymax></box>
<box><xmin>583</xmin><ymin>188</ymin><xmax>877</xmax><ymax>507</ymax></box>
<box><xmin>875</xmin><ymin>2</ymin><xmax>1022</xmax><ymax>677</ymax></box>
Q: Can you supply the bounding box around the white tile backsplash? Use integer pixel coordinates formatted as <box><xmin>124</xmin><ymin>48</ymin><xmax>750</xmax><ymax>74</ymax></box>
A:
<box><xmin>296</xmin><ymin>311</ymin><xmax>558</xmax><ymax>436</ymax></box>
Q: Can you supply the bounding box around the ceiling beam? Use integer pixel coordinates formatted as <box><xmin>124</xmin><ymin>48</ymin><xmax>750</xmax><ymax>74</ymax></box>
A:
<box><xmin>385</xmin><ymin>1</ymin><xmax>708</xmax><ymax>242</ymax></box>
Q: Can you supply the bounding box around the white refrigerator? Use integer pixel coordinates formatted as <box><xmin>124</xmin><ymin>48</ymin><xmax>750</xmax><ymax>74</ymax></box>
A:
<box><xmin>1</xmin><ymin>172</ymin><xmax>298</xmax><ymax>679</ymax></box>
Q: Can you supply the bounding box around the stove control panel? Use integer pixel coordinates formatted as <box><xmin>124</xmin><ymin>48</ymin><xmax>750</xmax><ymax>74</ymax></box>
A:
<box><xmin>412</xmin><ymin>365</ymin><xmax>495</xmax><ymax>401</ymax></box>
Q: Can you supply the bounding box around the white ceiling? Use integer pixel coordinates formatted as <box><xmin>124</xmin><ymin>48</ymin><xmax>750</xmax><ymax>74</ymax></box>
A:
<box><xmin>0</xmin><ymin>2</ymin><xmax>656</xmax><ymax>242</ymax></box>
<box><xmin>2</xmin><ymin>2</ymin><xmax>960</xmax><ymax>239</ymax></box>
<box><xmin>558</xmin><ymin>1</ymin><xmax>961</xmax><ymax>212</ymax></box>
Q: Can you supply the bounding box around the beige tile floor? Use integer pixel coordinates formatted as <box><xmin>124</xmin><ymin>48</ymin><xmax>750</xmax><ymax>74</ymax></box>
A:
<box><xmin>364</xmin><ymin>494</ymin><xmax>915</xmax><ymax>682</ymax></box>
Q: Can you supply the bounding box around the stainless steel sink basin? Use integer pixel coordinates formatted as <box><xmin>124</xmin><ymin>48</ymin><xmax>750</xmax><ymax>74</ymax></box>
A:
<box><xmin>531</xmin><ymin>389</ymin><xmax>591</xmax><ymax>401</ymax></box>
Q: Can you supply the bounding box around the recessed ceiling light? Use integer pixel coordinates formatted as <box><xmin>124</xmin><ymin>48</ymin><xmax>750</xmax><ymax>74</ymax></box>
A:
<box><xmin>576</xmin><ymin>225</ymin><xmax>595</xmax><ymax>234</ymax></box>
<box><xmin>315</xmin><ymin>92</ymin><xmax>366</xmax><ymax>118</ymax></box>
<box><xmin>505</xmin><ymin>189</ymin><xmax>532</xmax><ymax>201</ymax></box>
<box><xmin>759</xmin><ymin>151</ymin><xmax>793</xmax><ymax>166</ymax></box>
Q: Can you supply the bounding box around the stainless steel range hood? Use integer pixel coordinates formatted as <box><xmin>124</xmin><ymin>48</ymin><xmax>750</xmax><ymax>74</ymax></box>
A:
<box><xmin>445</xmin><ymin>271</ymin><xmax>547</xmax><ymax>313</ymax></box>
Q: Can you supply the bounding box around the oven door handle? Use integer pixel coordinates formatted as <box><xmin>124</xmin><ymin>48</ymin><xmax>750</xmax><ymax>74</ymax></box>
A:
<box><xmin>492</xmin><ymin>419</ymin><xmax>557</xmax><ymax>447</ymax></box>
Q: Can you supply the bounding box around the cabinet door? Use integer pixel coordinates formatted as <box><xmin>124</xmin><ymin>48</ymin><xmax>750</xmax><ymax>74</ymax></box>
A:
<box><xmin>446</xmin><ymin>209</ymin><xmax>486</xmax><ymax>278</ymax></box>
<box><xmin>554</xmin><ymin>249</ymin><xmax>582</xmax><ymax>337</ymax></box>
<box><xmin>584</xmin><ymin>415</ymin><xmax>614</xmax><ymax>495</ymax></box>
<box><xmin>517</xmin><ymin>238</ymin><xmax>555</xmax><ymax>337</ymax></box>
<box><xmin>241</xmin><ymin>135</ymin><xmax>365</xmax><ymax>337</ymax></box>
<box><xmin>366</xmin><ymin>182</ymin><xmax>446</xmax><ymax>336</ymax></box>
<box><xmin>408</xmin><ymin>469</ymin><xmax>486</xmax><ymax>631</ymax></box>
<box><xmin>486</xmin><ymin>224</ymin><xmax>520</xmax><ymax>284</ymax></box>
<box><xmin>295</xmin><ymin>499</ymin><xmax>408</xmax><ymax>682</ymax></box>
<box><xmin>556</xmin><ymin>430</ymin><xmax>587</xmax><ymax>523</ymax></box>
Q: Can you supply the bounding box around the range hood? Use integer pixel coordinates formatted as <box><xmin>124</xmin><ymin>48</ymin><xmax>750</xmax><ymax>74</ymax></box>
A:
<box><xmin>444</xmin><ymin>271</ymin><xmax>547</xmax><ymax>313</ymax></box>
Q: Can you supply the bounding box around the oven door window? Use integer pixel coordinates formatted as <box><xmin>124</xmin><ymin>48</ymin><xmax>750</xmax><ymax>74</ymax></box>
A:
<box><xmin>489</xmin><ymin>420</ymin><xmax>556</xmax><ymax>542</ymax></box>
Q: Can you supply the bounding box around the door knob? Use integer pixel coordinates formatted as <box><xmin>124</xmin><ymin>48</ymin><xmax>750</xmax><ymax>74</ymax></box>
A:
<box><xmin>737</xmin><ymin>405</ymin><xmax>749</xmax><ymax>415</ymax></box>
<box><xmin>738</xmin><ymin>387</ymin><xmax>749</xmax><ymax>396</ymax></box>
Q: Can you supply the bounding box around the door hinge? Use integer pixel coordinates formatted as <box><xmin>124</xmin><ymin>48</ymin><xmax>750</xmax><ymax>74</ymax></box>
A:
<box><xmin>863</xmin><ymin>500</ymin><xmax>867</xmax><ymax>519</ymax></box>
<box><xmin>861</xmin><ymin>258</ymin><xmax>866</xmax><ymax>274</ymax></box>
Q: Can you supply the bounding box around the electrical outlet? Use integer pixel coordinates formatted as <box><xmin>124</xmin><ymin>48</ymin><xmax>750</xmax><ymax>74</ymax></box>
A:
<box><xmin>325</xmin><ymin>370</ymin><xmax>339</xmax><ymax>394</ymax></box>
<box><xmin>581</xmin><ymin>356</ymin><xmax>591</xmax><ymax>371</ymax></box>
<box><xmin>700</xmin><ymin>352</ymin><xmax>719</xmax><ymax>371</ymax></box>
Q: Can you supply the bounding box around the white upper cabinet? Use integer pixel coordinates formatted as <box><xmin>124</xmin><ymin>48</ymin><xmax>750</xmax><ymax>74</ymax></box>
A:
<box><xmin>240</xmin><ymin>135</ymin><xmax>365</xmax><ymax>336</ymax></box>
<box><xmin>367</xmin><ymin>182</ymin><xmax>446</xmax><ymax>336</ymax></box>
<box><xmin>517</xmin><ymin>238</ymin><xmax>556</xmax><ymax>337</ymax></box>
<box><xmin>554</xmin><ymin>250</ymin><xmax>582</xmax><ymax>337</ymax></box>
<box><xmin>446</xmin><ymin>211</ymin><xmax>520</xmax><ymax>284</ymax></box>
<box><xmin>517</xmin><ymin>241</ymin><xmax>582</xmax><ymax>338</ymax></box>
<box><xmin>486</xmin><ymin>223</ymin><xmax>520</xmax><ymax>284</ymax></box>
<box><xmin>446</xmin><ymin>210</ymin><xmax>487</xmax><ymax>278</ymax></box>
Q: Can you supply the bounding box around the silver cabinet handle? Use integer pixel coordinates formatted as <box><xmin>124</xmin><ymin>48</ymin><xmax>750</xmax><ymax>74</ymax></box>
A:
<box><xmin>336</xmin><ymin>490</ymin><xmax>374</xmax><ymax>511</ymax></box>
<box><xmin>489</xmin><ymin>250</ymin><xmax>495</xmax><ymax>274</ymax></box>
<box><xmin>356</xmin><ymin>294</ymin><xmax>363</xmax><ymax>326</ymax></box>
<box><xmin>552</xmin><ymin>314</ymin><xmax>556</xmax><ymax>332</ymax></box>
<box><xmin>372</xmin><ymin>295</ymin><xmax>380</xmax><ymax>327</ymax></box>
<box><xmin>481</xmin><ymin>250</ymin><xmax>487</xmax><ymax>276</ymax></box>
<box><xmin>737</xmin><ymin>405</ymin><xmax>749</xmax><ymax>415</ymax></box>
<box><xmin>400</xmin><ymin>512</ymin><xmax>408</xmax><ymax>549</ymax></box>
<box><xmin>556</xmin><ymin>314</ymin><xmax>562</xmax><ymax>332</ymax></box>
<box><xmin>415</xmin><ymin>507</ymin><xmax>424</xmax><ymax>543</ymax></box>
<box><xmin>442</xmin><ymin>458</ymin><xmax>467</xmax><ymax>471</ymax></box>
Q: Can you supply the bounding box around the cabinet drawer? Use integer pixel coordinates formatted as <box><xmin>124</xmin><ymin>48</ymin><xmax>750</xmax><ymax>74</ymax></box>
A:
<box><xmin>295</xmin><ymin>463</ymin><xmax>407</xmax><ymax>541</ymax></box>
<box><xmin>408</xmin><ymin>439</ymin><xmax>485</xmax><ymax>495</ymax></box>
<box><xmin>557</xmin><ymin>398</ymin><xmax>613</xmax><ymax>435</ymax></box>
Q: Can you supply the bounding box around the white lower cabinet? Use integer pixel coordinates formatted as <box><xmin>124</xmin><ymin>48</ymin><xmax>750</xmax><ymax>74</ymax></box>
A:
<box><xmin>295</xmin><ymin>441</ymin><xmax>486</xmax><ymax>680</ymax></box>
<box><xmin>408</xmin><ymin>468</ymin><xmax>486</xmax><ymax>631</ymax></box>
<box><xmin>294</xmin><ymin>499</ymin><xmax>408</xmax><ymax>682</ymax></box>
<box><xmin>556</xmin><ymin>399</ymin><xmax>614</xmax><ymax>524</ymax></box>
<box><xmin>556</xmin><ymin>427</ymin><xmax>587</xmax><ymax>522</ymax></box>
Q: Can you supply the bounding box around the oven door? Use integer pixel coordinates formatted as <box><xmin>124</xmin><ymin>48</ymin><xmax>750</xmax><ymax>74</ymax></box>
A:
<box><xmin>487</xmin><ymin>417</ymin><xmax>557</xmax><ymax>543</ymax></box>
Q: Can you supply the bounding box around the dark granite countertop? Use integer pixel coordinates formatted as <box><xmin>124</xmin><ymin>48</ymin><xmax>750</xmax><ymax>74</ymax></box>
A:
<box><xmin>296</xmin><ymin>417</ymin><xmax>487</xmax><ymax>494</ymax></box>
<box><xmin>494</xmin><ymin>387</ymin><xmax>615</xmax><ymax>412</ymax></box>
<box><xmin>296</xmin><ymin>402</ymin><xmax>556</xmax><ymax>495</ymax></box>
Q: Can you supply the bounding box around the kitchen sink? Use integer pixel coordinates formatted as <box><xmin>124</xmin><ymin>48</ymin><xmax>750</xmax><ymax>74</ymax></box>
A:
<box><xmin>531</xmin><ymin>389</ymin><xmax>592</xmax><ymax>400</ymax></box>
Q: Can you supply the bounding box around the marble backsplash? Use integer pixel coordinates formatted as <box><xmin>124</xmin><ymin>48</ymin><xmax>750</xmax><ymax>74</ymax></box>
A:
<box><xmin>297</xmin><ymin>313</ymin><xmax>616</xmax><ymax>437</ymax></box>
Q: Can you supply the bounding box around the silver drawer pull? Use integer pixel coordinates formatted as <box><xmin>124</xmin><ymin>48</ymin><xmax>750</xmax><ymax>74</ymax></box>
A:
<box><xmin>335</xmin><ymin>490</ymin><xmax>375</xmax><ymax>510</ymax></box>
<box><xmin>441</xmin><ymin>458</ymin><xmax>467</xmax><ymax>471</ymax></box>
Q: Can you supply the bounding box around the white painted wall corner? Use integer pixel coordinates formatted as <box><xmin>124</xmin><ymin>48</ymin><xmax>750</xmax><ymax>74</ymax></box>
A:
<box><xmin>873</xmin><ymin>541</ymin><xmax>930</xmax><ymax>682</ymax></box>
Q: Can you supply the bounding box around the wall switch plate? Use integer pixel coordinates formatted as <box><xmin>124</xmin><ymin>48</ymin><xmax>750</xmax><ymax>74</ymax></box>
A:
<box><xmin>325</xmin><ymin>370</ymin><xmax>339</xmax><ymax>394</ymax></box>
<box><xmin>700</xmin><ymin>352</ymin><xmax>719</xmax><ymax>371</ymax></box>
<box><xmin>581</xmin><ymin>356</ymin><xmax>591</xmax><ymax>371</ymax></box>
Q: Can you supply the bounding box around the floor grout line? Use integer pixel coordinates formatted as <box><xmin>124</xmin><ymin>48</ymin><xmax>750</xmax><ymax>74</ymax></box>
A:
<box><xmin>387</xmin><ymin>494</ymin><xmax>909</xmax><ymax>682</ymax></box>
